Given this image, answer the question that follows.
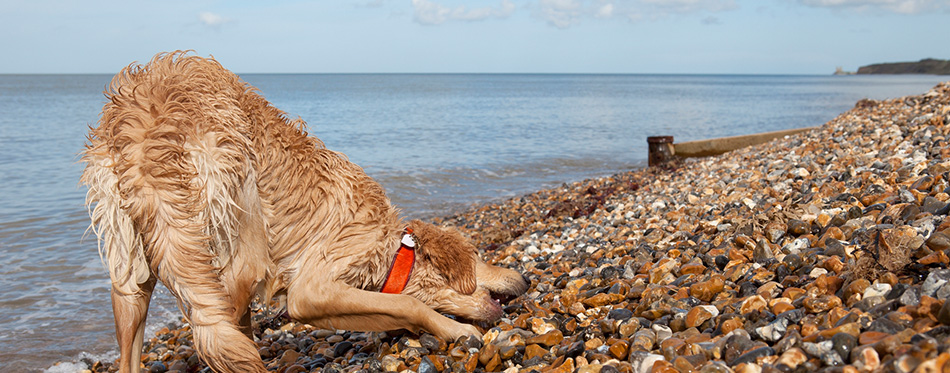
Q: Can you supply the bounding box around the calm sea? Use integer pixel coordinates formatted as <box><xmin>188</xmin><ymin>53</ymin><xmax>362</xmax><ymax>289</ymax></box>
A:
<box><xmin>0</xmin><ymin>73</ymin><xmax>946</xmax><ymax>371</ymax></box>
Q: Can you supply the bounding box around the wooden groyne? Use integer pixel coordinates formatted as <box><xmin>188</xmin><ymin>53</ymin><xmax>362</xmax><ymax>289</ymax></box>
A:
<box><xmin>649</xmin><ymin>127</ymin><xmax>817</xmax><ymax>166</ymax></box>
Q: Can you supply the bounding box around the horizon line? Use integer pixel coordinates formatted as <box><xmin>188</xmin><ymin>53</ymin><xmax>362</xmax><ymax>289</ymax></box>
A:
<box><xmin>0</xmin><ymin>71</ymin><xmax>858</xmax><ymax>77</ymax></box>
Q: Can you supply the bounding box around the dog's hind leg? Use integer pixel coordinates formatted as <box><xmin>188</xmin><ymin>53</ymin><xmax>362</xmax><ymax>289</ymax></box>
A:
<box><xmin>132</xmin><ymin>194</ymin><xmax>266</xmax><ymax>373</ymax></box>
<box><xmin>111</xmin><ymin>276</ymin><xmax>156</xmax><ymax>373</ymax></box>
<box><xmin>82</xmin><ymin>155</ymin><xmax>159</xmax><ymax>373</ymax></box>
<box><xmin>116</xmin><ymin>141</ymin><xmax>265</xmax><ymax>372</ymax></box>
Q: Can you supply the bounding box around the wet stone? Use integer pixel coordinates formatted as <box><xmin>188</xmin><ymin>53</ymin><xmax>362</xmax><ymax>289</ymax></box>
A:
<box><xmin>628</xmin><ymin>351</ymin><xmax>665</xmax><ymax>373</ymax></box>
<box><xmin>608</xmin><ymin>308</ymin><xmax>634</xmax><ymax>321</ymax></box>
<box><xmin>788</xmin><ymin>220</ymin><xmax>810</xmax><ymax>236</ymax></box>
<box><xmin>831</xmin><ymin>332</ymin><xmax>857</xmax><ymax>362</ymax></box>
<box><xmin>899</xmin><ymin>286</ymin><xmax>920</xmax><ymax>306</ymax></box>
<box><xmin>731</xmin><ymin>346</ymin><xmax>775</xmax><ymax>366</ymax></box>
<box><xmin>755</xmin><ymin>318</ymin><xmax>788</xmax><ymax>342</ymax></box>
<box><xmin>868</xmin><ymin>317</ymin><xmax>904</xmax><ymax>334</ymax></box>
<box><xmin>922</xmin><ymin>269</ymin><xmax>950</xmax><ymax>297</ymax></box>
<box><xmin>419</xmin><ymin>334</ymin><xmax>443</xmax><ymax>351</ymax></box>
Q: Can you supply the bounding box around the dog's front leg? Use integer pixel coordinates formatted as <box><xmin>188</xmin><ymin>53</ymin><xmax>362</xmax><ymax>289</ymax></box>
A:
<box><xmin>287</xmin><ymin>282</ymin><xmax>480</xmax><ymax>341</ymax></box>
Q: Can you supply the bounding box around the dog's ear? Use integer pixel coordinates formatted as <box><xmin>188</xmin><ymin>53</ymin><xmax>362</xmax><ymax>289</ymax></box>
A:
<box><xmin>408</xmin><ymin>220</ymin><xmax>478</xmax><ymax>295</ymax></box>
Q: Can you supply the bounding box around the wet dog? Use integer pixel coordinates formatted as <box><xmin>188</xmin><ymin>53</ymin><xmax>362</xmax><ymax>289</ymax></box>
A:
<box><xmin>81</xmin><ymin>51</ymin><xmax>527</xmax><ymax>372</ymax></box>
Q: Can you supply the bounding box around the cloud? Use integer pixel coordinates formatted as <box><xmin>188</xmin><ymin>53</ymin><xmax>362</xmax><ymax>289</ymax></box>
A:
<box><xmin>358</xmin><ymin>0</ymin><xmax>388</xmax><ymax>8</ymax></box>
<box><xmin>536</xmin><ymin>0</ymin><xmax>584</xmax><ymax>28</ymax></box>
<box><xmin>639</xmin><ymin>0</ymin><xmax>738</xmax><ymax>14</ymax></box>
<box><xmin>533</xmin><ymin>0</ymin><xmax>738</xmax><ymax>28</ymax></box>
<box><xmin>411</xmin><ymin>0</ymin><xmax>516</xmax><ymax>25</ymax></box>
<box><xmin>796</xmin><ymin>0</ymin><xmax>950</xmax><ymax>14</ymax></box>
<box><xmin>198</xmin><ymin>12</ymin><xmax>230</xmax><ymax>28</ymax></box>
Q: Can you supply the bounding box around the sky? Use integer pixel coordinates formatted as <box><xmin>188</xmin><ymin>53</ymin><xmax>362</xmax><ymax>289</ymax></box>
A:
<box><xmin>2</xmin><ymin>0</ymin><xmax>948</xmax><ymax>74</ymax></box>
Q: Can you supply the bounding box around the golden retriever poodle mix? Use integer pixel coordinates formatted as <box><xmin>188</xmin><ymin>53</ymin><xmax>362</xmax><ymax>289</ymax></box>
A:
<box><xmin>81</xmin><ymin>51</ymin><xmax>528</xmax><ymax>372</ymax></box>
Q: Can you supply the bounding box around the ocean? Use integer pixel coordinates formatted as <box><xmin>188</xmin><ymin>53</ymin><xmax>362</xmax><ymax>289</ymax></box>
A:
<box><xmin>0</xmin><ymin>73</ymin><xmax>946</xmax><ymax>371</ymax></box>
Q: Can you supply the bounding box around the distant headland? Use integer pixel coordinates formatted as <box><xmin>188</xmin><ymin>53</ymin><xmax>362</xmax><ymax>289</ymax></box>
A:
<box><xmin>855</xmin><ymin>58</ymin><xmax>950</xmax><ymax>75</ymax></box>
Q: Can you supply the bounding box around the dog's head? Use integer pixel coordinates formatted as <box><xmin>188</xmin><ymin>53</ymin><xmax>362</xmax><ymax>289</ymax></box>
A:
<box><xmin>404</xmin><ymin>220</ymin><xmax>529</xmax><ymax>322</ymax></box>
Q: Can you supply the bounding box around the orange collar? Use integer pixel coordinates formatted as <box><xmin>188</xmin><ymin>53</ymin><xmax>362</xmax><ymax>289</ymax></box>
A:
<box><xmin>380</xmin><ymin>228</ymin><xmax>416</xmax><ymax>294</ymax></box>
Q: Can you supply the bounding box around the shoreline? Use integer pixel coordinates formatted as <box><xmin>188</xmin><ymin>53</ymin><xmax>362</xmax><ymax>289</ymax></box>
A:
<box><xmin>68</xmin><ymin>81</ymin><xmax>950</xmax><ymax>372</ymax></box>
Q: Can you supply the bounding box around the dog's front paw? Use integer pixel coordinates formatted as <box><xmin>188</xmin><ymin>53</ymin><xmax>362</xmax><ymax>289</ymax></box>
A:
<box><xmin>438</xmin><ymin>322</ymin><xmax>481</xmax><ymax>342</ymax></box>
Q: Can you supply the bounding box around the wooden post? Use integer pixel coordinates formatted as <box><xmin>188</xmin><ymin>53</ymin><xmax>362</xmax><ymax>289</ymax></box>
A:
<box><xmin>647</xmin><ymin>136</ymin><xmax>675</xmax><ymax>167</ymax></box>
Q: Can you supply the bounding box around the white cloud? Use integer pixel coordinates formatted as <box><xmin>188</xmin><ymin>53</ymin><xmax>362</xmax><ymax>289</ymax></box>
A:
<box><xmin>537</xmin><ymin>0</ymin><xmax>584</xmax><ymax>28</ymax></box>
<box><xmin>640</xmin><ymin>0</ymin><xmax>738</xmax><ymax>13</ymax></box>
<box><xmin>198</xmin><ymin>12</ymin><xmax>229</xmax><ymax>28</ymax></box>
<box><xmin>532</xmin><ymin>0</ymin><xmax>737</xmax><ymax>28</ymax></box>
<box><xmin>797</xmin><ymin>0</ymin><xmax>950</xmax><ymax>14</ymax></box>
<box><xmin>411</xmin><ymin>0</ymin><xmax>516</xmax><ymax>25</ymax></box>
<box><xmin>358</xmin><ymin>0</ymin><xmax>388</xmax><ymax>8</ymax></box>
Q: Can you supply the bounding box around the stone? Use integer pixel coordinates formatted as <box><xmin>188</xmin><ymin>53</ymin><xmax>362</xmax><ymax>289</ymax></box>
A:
<box><xmin>628</xmin><ymin>351</ymin><xmax>665</xmax><ymax>373</ymax></box>
<box><xmin>858</xmin><ymin>331</ymin><xmax>890</xmax><ymax>345</ymax></box>
<box><xmin>619</xmin><ymin>318</ymin><xmax>641</xmax><ymax>337</ymax></box>
<box><xmin>803</xmin><ymin>294</ymin><xmax>842</xmax><ymax>313</ymax></box>
<box><xmin>545</xmin><ymin>357</ymin><xmax>575</xmax><ymax>373</ymax></box>
<box><xmin>419</xmin><ymin>334</ymin><xmax>444</xmax><ymax>352</ymax></box>
<box><xmin>686</xmin><ymin>305</ymin><xmax>719</xmax><ymax>328</ymax></box>
<box><xmin>418</xmin><ymin>356</ymin><xmax>438</xmax><ymax>373</ymax></box>
<box><xmin>899</xmin><ymin>286</ymin><xmax>920</xmax><ymax>306</ymax></box>
<box><xmin>565</xmin><ymin>341</ymin><xmax>585</xmax><ymax>358</ymax></box>
<box><xmin>864</xmin><ymin>283</ymin><xmax>892</xmax><ymax>298</ymax></box>
<box><xmin>631</xmin><ymin>329</ymin><xmax>656</xmax><ymax>351</ymax></box>
<box><xmin>479</xmin><ymin>343</ymin><xmax>499</xmax><ymax>366</ymax></box>
<box><xmin>922</xmin><ymin>269</ymin><xmax>950</xmax><ymax>297</ymax></box>
<box><xmin>731</xmin><ymin>346</ymin><xmax>775</xmax><ymax>366</ymax></box>
<box><xmin>530</xmin><ymin>318</ymin><xmax>557</xmax><ymax>335</ymax></box>
<box><xmin>801</xmin><ymin>340</ymin><xmax>832</xmax><ymax>358</ymax></box>
<box><xmin>583</xmin><ymin>293</ymin><xmax>626</xmax><ymax>308</ymax></box>
<box><xmin>277</xmin><ymin>350</ymin><xmax>301</xmax><ymax>366</ymax></box>
<box><xmin>740</xmin><ymin>295</ymin><xmax>768</xmax><ymax>314</ymax></box>
<box><xmin>526</xmin><ymin>330</ymin><xmax>563</xmax><ymax>347</ymax></box>
<box><xmin>690</xmin><ymin>276</ymin><xmax>725</xmax><ymax>302</ymax></box>
<box><xmin>939</xmin><ymin>298</ymin><xmax>950</xmax><ymax>325</ymax></box>
<box><xmin>719</xmin><ymin>318</ymin><xmax>743</xmax><ymax>335</ymax></box>
<box><xmin>608</xmin><ymin>308</ymin><xmax>634</xmax><ymax>321</ymax></box>
<box><xmin>608</xmin><ymin>340</ymin><xmax>629</xmax><ymax>360</ymax></box>
<box><xmin>831</xmin><ymin>332</ymin><xmax>857</xmax><ymax>363</ymax></box>
<box><xmin>925</xmin><ymin>232</ymin><xmax>950</xmax><ymax>251</ymax></box>
<box><xmin>755</xmin><ymin>318</ymin><xmax>788</xmax><ymax>342</ymax></box>
<box><xmin>652</xmin><ymin>324</ymin><xmax>673</xmax><ymax>342</ymax></box>
<box><xmin>772</xmin><ymin>301</ymin><xmax>795</xmax><ymax>315</ymax></box>
<box><xmin>773</xmin><ymin>329</ymin><xmax>802</xmax><ymax>354</ymax></box>
<box><xmin>775</xmin><ymin>347</ymin><xmax>807</xmax><ymax>369</ymax></box>
<box><xmin>851</xmin><ymin>346</ymin><xmax>880</xmax><ymax>372</ymax></box>
<box><xmin>577</xmin><ymin>363</ymin><xmax>604</xmax><ymax>373</ymax></box>
<box><xmin>524</xmin><ymin>343</ymin><xmax>548</xmax><ymax>362</ymax></box>
<box><xmin>788</xmin><ymin>219</ymin><xmax>810</xmax><ymax>236</ymax></box>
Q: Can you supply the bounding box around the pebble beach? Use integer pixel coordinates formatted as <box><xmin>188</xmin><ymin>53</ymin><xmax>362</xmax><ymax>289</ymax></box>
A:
<box><xmin>76</xmin><ymin>81</ymin><xmax>950</xmax><ymax>373</ymax></box>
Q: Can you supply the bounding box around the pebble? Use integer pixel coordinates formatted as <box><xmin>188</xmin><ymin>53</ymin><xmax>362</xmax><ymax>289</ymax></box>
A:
<box><xmin>85</xmin><ymin>82</ymin><xmax>950</xmax><ymax>373</ymax></box>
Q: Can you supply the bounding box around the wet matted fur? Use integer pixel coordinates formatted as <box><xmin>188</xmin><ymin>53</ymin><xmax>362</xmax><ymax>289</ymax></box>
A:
<box><xmin>81</xmin><ymin>51</ymin><xmax>528</xmax><ymax>373</ymax></box>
